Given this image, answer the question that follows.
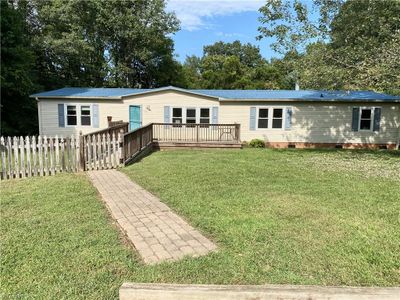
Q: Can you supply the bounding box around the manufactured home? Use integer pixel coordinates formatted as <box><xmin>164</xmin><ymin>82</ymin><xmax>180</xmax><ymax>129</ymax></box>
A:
<box><xmin>31</xmin><ymin>86</ymin><xmax>400</xmax><ymax>149</ymax></box>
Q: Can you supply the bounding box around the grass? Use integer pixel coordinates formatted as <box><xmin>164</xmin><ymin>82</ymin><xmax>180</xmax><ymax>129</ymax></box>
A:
<box><xmin>1</xmin><ymin>149</ymin><xmax>399</xmax><ymax>298</ymax></box>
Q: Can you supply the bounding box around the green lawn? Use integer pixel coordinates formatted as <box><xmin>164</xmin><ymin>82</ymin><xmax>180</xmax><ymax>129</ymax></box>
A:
<box><xmin>1</xmin><ymin>149</ymin><xmax>399</xmax><ymax>298</ymax></box>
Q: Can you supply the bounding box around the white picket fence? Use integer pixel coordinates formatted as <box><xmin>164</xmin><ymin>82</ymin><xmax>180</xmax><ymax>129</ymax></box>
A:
<box><xmin>0</xmin><ymin>133</ymin><xmax>123</xmax><ymax>180</ymax></box>
<box><xmin>83</xmin><ymin>132</ymin><xmax>123</xmax><ymax>171</ymax></box>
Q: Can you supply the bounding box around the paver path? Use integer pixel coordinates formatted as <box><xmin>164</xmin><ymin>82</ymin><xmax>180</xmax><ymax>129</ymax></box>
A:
<box><xmin>88</xmin><ymin>169</ymin><xmax>216</xmax><ymax>264</ymax></box>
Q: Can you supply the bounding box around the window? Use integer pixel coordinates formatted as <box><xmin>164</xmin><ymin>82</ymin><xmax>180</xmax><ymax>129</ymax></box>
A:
<box><xmin>65</xmin><ymin>104</ymin><xmax>92</xmax><ymax>127</ymax></box>
<box><xmin>172</xmin><ymin>108</ymin><xmax>182</xmax><ymax>124</ymax></box>
<box><xmin>170</xmin><ymin>107</ymin><xmax>212</xmax><ymax>124</ymax></box>
<box><xmin>81</xmin><ymin>106</ymin><xmax>91</xmax><ymax>126</ymax></box>
<box><xmin>359</xmin><ymin>108</ymin><xmax>373</xmax><ymax>130</ymax></box>
<box><xmin>200</xmin><ymin>108</ymin><xmax>210</xmax><ymax>124</ymax></box>
<box><xmin>66</xmin><ymin>105</ymin><xmax>77</xmax><ymax>126</ymax></box>
<box><xmin>257</xmin><ymin>107</ymin><xmax>285</xmax><ymax>129</ymax></box>
<box><xmin>272</xmin><ymin>108</ymin><xmax>283</xmax><ymax>128</ymax></box>
<box><xmin>258</xmin><ymin>108</ymin><xmax>269</xmax><ymax>128</ymax></box>
<box><xmin>186</xmin><ymin>108</ymin><xmax>196</xmax><ymax>124</ymax></box>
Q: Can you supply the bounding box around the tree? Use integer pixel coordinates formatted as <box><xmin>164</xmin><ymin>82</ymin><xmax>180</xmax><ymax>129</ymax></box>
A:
<box><xmin>1</xmin><ymin>0</ymin><xmax>182</xmax><ymax>135</ymax></box>
<box><xmin>31</xmin><ymin>0</ymin><xmax>108</xmax><ymax>89</ymax></box>
<box><xmin>99</xmin><ymin>0</ymin><xmax>180</xmax><ymax>87</ymax></box>
<box><xmin>181</xmin><ymin>55</ymin><xmax>202</xmax><ymax>89</ymax></box>
<box><xmin>1</xmin><ymin>0</ymin><xmax>38</xmax><ymax>135</ymax></box>
<box><xmin>181</xmin><ymin>40</ymin><xmax>287</xmax><ymax>89</ymax></box>
<box><xmin>203</xmin><ymin>40</ymin><xmax>264</xmax><ymax>68</ymax></box>
<box><xmin>258</xmin><ymin>0</ymin><xmax>400</xmax><ymax>94</ymax></box>
<box><xmin>258</xmin><ymin>0</ymin><xmax>344</xmax><ymax>54</ymax></box>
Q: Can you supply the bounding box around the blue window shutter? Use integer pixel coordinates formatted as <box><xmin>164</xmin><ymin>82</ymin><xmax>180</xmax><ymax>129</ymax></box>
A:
<box><xmin>373</xmin><ymin>107</ymin><xmax>381</xmax><ymax>131</ymax></box>
<box><xmin>58</xmin><ymin>104</ymin><xmax>65</xmax><ymax>128</ymax></box>
<box><xmin>92</xmin><ymin>104</ymin><xmax>99</xmax><ymax>128</ymax></box>
<box><xmin>285</xmin><ymin>107</ymin><xmax>293</xmax><ymax>130</ymax></box>
<box><xmin>352</xmin><ymin>107</ymin><xmax>359</xmax><ymax>131</ymax></box>
<box><xmin>164</xmin><ymin>106</ymin><xmax>170</xmax><ymax>123</ymax></box>
<box><xmin>212</xmin><ymin>107</ymin><xmax>219</xmax><ymax>124</ymax></box>
<box><xmin>249</xmin><ymin>107</ymin><xmax>256</xmax><ymax>130</ymax></box>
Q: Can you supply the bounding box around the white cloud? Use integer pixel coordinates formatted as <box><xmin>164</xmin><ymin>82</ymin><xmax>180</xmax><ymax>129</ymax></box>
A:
<box><xmin>167</xmin><ymin>0</ymin><xmax>264</xmax><ymax>31</ymax></box>
<box><xmin>216</xmin><ymin>31</ymin><xmax>245</xmax><ymax>38</ymax></box>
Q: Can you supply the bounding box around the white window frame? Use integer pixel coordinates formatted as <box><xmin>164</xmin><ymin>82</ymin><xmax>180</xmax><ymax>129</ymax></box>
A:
<box><xmin>358</xmin><ymin>107</ymin><xmax>375</xmax><ymax>131</ymax></box>
<box><xmin>185</xmin><ymin>107</ymin><xmax>197</xmax><ymax>124</ymax></box>
<box><xmin>170</xmin><ymin>107</ymin><xmax>212</xmax><ymax>124</ymax></box>
<box><xmin>199</xmin><ymin>107</ymin><xmax>211</xmax><ymax>124</ymax></box>
<box><xmin>171</xmin><ymin>107</ymin><xmax>183</xmax><ymax>124</ymax></box>
<box><xmin>256</xmin><ymin>107</ymin><xmax>286</xmax><ymax>130</ymax></box>
<box><xmin>64</xmin><ymin>103</ymin><xmax>93</xmax><ymax>127</ymax></box>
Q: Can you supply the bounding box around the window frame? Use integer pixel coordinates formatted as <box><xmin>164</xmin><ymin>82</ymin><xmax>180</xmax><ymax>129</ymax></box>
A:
<box><xmin>64</xmin><ymin>103</ymin><xmax>93</xmax><ymax>127</ymax></box>
<box><xmin>256</xmin><ymin>107</ymin><xmax>286</xmax><ymax>130</ymax></box>
<box><xmin>358</xmin><ymin>107</ymin><xmax>375</xmax><ymax>131</ymax></box>
<box><xmin>170</xmin><ymin>107</ymin><xmax>212</xmax><ymax>124</ymax></box>
<box><xmin>257</xmin><ymin>108</ymin><xmax>269</xmax><ymax>129</ymax></box>
<box><xmin>185</xmin><ymin>107</ymin><xmax>197</xmax><ymax>124</ymax></box>
<box><xmin>199</xmin><ymin>107</ymin><xmax>211</xmax><ymax>124</ymax></box>
<box><xmin>171</xmin><ymin>107</ymin><xmax>183</xmax><ymax>124</ymax></box>
<box><xmin>80</xmin><ymin>105</ymin><xmax>92</xmax><ymax>126</ymax></box>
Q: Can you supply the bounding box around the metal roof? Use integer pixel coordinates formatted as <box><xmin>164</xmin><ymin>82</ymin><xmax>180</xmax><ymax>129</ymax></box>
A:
<box><xmin>30</xmin><ymin>86</ymin><xmax>400</xmax><ymax>102</ymax></box>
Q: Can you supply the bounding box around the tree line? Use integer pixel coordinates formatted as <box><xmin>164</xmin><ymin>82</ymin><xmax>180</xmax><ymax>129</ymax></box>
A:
<box><xmin>1</xmin><ymin>0</ymin><xmax>399</xmax><ymax>136</ymax></box>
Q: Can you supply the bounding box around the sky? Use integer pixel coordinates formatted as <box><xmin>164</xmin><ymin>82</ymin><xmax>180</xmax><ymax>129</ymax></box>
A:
<box><xmin>166</xmin><ymin>0</ymin><xmax>279</xmax><ymax>62</ymax></box>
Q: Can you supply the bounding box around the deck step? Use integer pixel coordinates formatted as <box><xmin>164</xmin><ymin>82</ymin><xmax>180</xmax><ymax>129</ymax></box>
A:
<box><xmin>154</xmin><ymin>141</ymin><xmax>242</xmax><ymax>149</ymax></box>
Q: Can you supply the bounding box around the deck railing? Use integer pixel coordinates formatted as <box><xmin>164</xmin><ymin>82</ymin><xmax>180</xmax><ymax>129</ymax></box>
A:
<box><xmin>122</xmin><ymin>123</ymin><xmax>240</xmax><ymax>164</ymax></box>
<box><xmin>84</xmin><ymin>122</ymin><xmax>129</xmax><ymax>138</ymax></box>
<box><xmin>0</xmin><ymin>123</ymin><xmax>241</xmax><ymax>179</ymax></box>
<box><xmin>152</xmin><ymin>123</ymin><xmax>240</xmax><ymax>143</ymax></box>
<box><xmin>123</xmin><ymin>124</ymin><xmax>153</xmax><ymax>165</ymax></box>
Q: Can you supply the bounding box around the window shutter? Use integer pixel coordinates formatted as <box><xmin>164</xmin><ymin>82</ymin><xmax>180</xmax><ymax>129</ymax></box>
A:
<box><xmin>58</xmin><ymin>104</ymin><xmax>65</xmax><ymax>128</ymax></box>
<box><xmin>373</xmin><ymin>107</ymin><xmax>381</xmax><ymax>131</ymax></box>
<box><xmin>351</xmin><ymin>107</ymin><xmax>359</xmax><ymax>131</ymax></box>
<box><xmin>212</xmin><ymin>107</ymin><xmax>219</xmax><ymax>124</ymax></box>
<box><xmin>285</xmin><ymin>107</ymin><xmax>293</xmax><ymax>130</ymax></box>
<box><xmin>92</xmin><ymin>104</ymin><xmax>99</xmax><ymax>128</ymax></box>
<box><xmin>249</xmin><ymin>107</ymin><xmax>256</xmax><ymax>131</ymax></box>
<box><xmin>164</xmin><ymin>106</ymin><xmax>170</xmax><ymax>123</ymax></box>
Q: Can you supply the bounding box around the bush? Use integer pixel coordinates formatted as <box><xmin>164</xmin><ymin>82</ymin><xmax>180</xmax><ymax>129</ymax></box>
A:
<box><xmin>249</xmin><ymin>139</ymin><xmax>265</xmax><ymax>148</ymax></box>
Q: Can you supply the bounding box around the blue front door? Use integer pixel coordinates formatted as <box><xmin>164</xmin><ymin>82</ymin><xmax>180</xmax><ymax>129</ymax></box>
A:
<box><xmin>129</xmin><ymin>105</ymin><xmax>141</xmax><ymax>130</ymax></box>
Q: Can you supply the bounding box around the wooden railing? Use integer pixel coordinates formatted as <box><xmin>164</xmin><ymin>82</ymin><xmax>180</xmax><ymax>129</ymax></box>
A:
<box><xmin>84</xmin><ymin>122</ymin><xmax>129</xmax><ymax>138</ymax></box>
<box><xmin>123</xmin><ymin>124</ymin><xmax>153</xmax><ymax>165</ymax></box>
<box><xmin>0</xmin><ymin>123</ymin><xmax>241</xmax><ymax>179</ymax></box>
<box><xmin>152</xmin><ymin>123</ymin><xmax>240</xmax><ymax>143</ymax></box>
<box><xmin>122</xmin><ymin>123</ymin><xmax>240</xmax><ymax>165</ymax></box>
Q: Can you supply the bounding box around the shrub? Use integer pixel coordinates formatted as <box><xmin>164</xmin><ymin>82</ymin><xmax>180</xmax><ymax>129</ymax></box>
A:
<box><xmin>249</xmin><ymin>139</ymin><xmax>265</xmax><ymax>148</ymax></box>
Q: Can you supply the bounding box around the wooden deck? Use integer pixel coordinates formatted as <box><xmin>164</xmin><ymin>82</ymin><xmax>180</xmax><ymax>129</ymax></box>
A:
<box><xmin>123</xmin><ymin>123</ymin><xmax>241</xmax><ymax>165</ymax></box>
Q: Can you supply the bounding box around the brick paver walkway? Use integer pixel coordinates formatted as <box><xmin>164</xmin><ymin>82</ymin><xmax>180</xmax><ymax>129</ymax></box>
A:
<box><xmin>88</xmin><ymin>170</ymin><xmax>216</xmax><ymax>264</ymax></box>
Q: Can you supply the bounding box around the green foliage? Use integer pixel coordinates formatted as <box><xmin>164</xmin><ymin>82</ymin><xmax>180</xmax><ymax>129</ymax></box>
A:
<box><xmin>1</xmin><ymin>0</ymin><xmax>38</xmax><ymax>135</ymax></box>
<box><xmin>181</xmin><ymin>40</ymin><xmax>289</xmax><ymax>89</ymax></box>
<box><xmin>249</xmin><ymin>139</ymin><xmax>265</xmax><ymax>148</ymax></box>
<box><xmin>258</xmin><ymin>0</ymin><xmax>400</xmax><ymax>94</ymax></box>
<box><xmin>98</xmin><ymin>0</ymin><xmax>180</xmax><ymax>87</ymax></box>
<box><xmin>258</xmin><ymin>0</ymin><xmax>344</xmax><ymax>54</ymax></box>
<box><xmin>1</xmin><ymin>0</ymin><xmax>181</xmax><ymax>135</ymax></box>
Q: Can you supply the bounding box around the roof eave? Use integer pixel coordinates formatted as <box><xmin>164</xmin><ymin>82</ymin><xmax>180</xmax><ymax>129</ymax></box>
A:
<box><xmin>218</xmin><ymin>98</ymin><xmax>400</xmax><ymax>102</ymax></box>
<box><xmin>30</xmin><ymin>95</ymin><xmax>123</xmax><ymax>100</ymax></box>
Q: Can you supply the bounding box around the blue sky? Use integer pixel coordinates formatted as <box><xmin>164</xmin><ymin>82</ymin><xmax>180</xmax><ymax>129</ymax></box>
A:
<box><xmin>166</xmin><ymin>0</ymin><xmax>279</xmax><ymax>62</ymax></box>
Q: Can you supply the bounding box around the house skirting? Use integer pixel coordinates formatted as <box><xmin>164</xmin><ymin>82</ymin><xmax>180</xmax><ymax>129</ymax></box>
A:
<box><xmin>263</xmin><ymin>142</ymin><xmax>397</xmax><ymax>150</ymax></box>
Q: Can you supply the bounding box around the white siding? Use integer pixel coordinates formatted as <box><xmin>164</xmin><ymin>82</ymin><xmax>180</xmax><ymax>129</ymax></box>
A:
<box><xmin>220</xmin><ymin>101</ymin><xmax>400</xmax><ymax>144</ymax></box>
<box><xmin>37</xmin><ymin>90</ymin><xmax>400</xmax><ymax>145</ymax></box>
